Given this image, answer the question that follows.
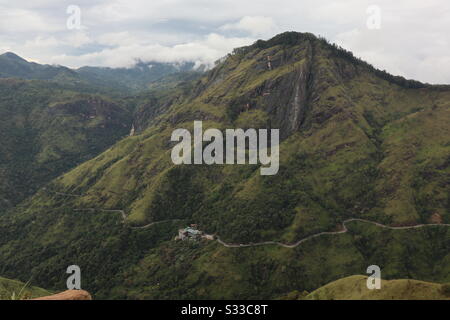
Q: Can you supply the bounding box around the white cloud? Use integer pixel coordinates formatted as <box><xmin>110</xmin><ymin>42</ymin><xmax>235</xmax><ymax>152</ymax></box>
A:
<box><xmin>65</xmin><ymin>31</ymin><xmax>93</xmax><ymax>48</ymax></box>
<box><xmin>96</xmin><ymin>32</ymin><xmax>139</xmax><ymax>47</ymax></box>
<box><xmin>220</xmin><ymin>16</ymin><xmax>278</xmax><ymax>36</ymax></box>
<box><xmin>24</xmin><ymin>36</ymin><xmax>60</xmax><ymax>48</ymax></box>
<box><xmin>333</xmin><ymin>1</ymin><xmax>450</xmax><ymax>84</ymax></box>
<box><xmin>1</xmin><ymin>0</ymin><xmax>449</xmax><ymax>83</ymax></box>
<box><xmin>0</xmin><ymin>7</ymin><xmax>62</xmax><ymax>33</ymax></box>
<box><xmin>50</xmin><ymin>33</ymin><xmax>254</xmax><ymax>68</ymax></box>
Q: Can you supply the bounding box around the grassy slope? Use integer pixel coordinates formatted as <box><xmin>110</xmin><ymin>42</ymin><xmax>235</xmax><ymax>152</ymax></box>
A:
<box><xmin>0</xmin><ymin>277</ymin><xmax>50</xmax><ymax>300</ymax></box>
<box><xmin>302</xmin><ymin>275</ymin><xmax>450</xmax><ymax>300</ymax></box>
<box><xmin>0</xmin><ymin>32</ymin><xmax>448</xmax><ymax>299</ymax></box>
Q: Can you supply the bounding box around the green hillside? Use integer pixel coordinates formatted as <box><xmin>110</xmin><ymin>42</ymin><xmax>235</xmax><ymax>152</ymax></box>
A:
<box><xmin>0</xmin><ymin>277</ymin><xmax>50</xmax><ymax>300</ymax></box>
<box><xmin>0</xmin><ymin>32</ymin><xmax>448</xmax><ymax>299</ymax></box>
<box><xmin>300</xmin><ymin>275</ymin><xmax>450</xmax><ymax>300</ymax></box>
<box><xmin>0</xmin><ymin>79</ymin><xmax>132</xmax><ymax>210</ymax></box>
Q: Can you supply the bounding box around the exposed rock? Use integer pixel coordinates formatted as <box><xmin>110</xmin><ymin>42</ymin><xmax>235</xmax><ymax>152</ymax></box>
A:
<box><xmin>32</xmin><ymin>290</ymin><xmax>92</xmax><ymax>300</ymax></box>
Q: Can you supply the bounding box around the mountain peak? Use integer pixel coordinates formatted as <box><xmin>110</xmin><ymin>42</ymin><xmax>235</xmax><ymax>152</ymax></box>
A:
<box><xmin>255</xmin><ymin>31</ymin><xmax>317</xmax><ymax>48</ymax></box>
<box><xmin>0</xmin><ymin>52</ymin><xmax>27</xmax><ymax>62</ymax></box>
<box><xmin>231</xmin><ymin>31</ymin><xmax>317</xmax><ymax>56</ymax></box>
<box><xmin>228</xmin><ymin>31</ymin><xmax>430</xmax><ymax>89</ymax></box>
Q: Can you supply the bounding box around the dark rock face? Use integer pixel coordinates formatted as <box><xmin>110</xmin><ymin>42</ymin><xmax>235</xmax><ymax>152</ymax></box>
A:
<box><xmin>270</xmin><ymin>61</ymin><xmax>311</xmax><ymax>138</ymax></box>
<box><xmin>223</xmin><ymin>40</ymin><xmax>314</xmax><ymax>139</ymax></box>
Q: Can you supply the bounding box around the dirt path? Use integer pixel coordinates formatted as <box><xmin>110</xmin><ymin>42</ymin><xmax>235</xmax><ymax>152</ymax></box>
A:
<box><xmin>46</xmin><ymin>189</ymin><xmax>181</xmax><ymax>229</ymax></box>
<box><xmin>216</xmin><ymin>218</ymin><xmax>450</xmax><ymax>248</ymax></box>
<box><xmin>46</xmin><ymin>189</ymin><xmax>450</xmax><ymax>249</ymax></box>
<box><xmin>74</xmin><ymin>208</ymin><xmax>127</xmax><ymax>220</ymax></box>
<box><xmin>129</xmin><ymin>219</ymin><xmax>183</xmax><ymax>229</ymax></box>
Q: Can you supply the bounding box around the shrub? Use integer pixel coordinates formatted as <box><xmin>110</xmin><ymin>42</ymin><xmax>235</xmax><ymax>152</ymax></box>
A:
<box><xmin>440</xmin><ymin>283</ymin><xmax>450</xmax><ymax>297</ymax></box>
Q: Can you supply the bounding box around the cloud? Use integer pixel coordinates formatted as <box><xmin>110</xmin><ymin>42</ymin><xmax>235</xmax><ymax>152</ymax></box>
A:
<box><xmin>50</xmin><ymin>33</ymin><xmax>254</xmax><ymax>68</ymax></box>
<box><xmin>333</xmin><ymin>1</ymin><xmax>450</xmax><ymax>84</ymax></box>
<box><xmin>96</xmin><ymin>32</ymin><xmax>139</xmax><ymax>47</ymax></box>
<box><xmin>65</xmin><ymin>31</ymin><xmax>93</xmax><ymax>48</ymax></box>
<box><xmin>220</xmin><ymin>16</ymin><xmax>278</xmax><ymax>36</ymax></box>
<box><xmin>1</xmin><ymin>1</ymin><xmax>449</xmax><ymax>83</ymax></box>
<box><xmin>0</xmin><ymin>7</ymin><xmax>63</xmax><ymax>33</ymax></box>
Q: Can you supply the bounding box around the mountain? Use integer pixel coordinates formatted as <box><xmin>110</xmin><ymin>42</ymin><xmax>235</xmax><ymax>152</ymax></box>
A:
<box><xmin>0</xmin><ymin>55</ymin><xmax>202</xmax><ymax>210</ymax></box>
<box><xmin>77</xmin><ymin>61</ymin><xmax>204</xmax><ymax>92</ymax></box>
<box><xmin>0</xmin><ymin>52</ymin><xmax>78</xmax><ymax>81</ymax></box>
<box><xmin>0</xmin><ymin>32</ymin><xmax>448</xmax><ymax>299</ymax></box>
<box><xmin>0</xmin><ymin>78</ymin><xmax>133</xmax><ymax>211</ymax></box>
<box><xmin>298</xmin><ymin>275</ymin><xmax>450</xmax><ymax>300</ymax></box>
<box><xmin>0</xmin><ymin>52</ymin><xmax>204</xmax><ymax>93</ymax></box>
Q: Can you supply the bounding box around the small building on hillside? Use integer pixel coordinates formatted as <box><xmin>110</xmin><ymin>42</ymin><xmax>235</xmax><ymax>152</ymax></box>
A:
<box><xmin>176</xmin><ymin>225</ymin><xmax>216</xmax><ymax>241</ymax></box>
<box><xmin>177</xmin><ymin>227</ymin><xmax>203</xmax><ymax>241</ymax></box>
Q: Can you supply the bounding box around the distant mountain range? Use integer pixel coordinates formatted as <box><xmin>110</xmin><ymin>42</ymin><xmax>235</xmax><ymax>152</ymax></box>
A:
<box><xmin>0</xmin><ymin>52</ymin><xmax>78</xmax><ymax>81</ymax></box>
<box><xmin>0</xmin><ymin>51</ymin><xmax>204</xmax><ymax>92</ymax></box>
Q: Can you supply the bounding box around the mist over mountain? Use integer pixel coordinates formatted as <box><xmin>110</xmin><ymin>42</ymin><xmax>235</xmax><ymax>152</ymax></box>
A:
<box><xmin>0</xmin><ymin>52</ymin><xmax>204</xmax><ymax>93</ymax></box>
<box><xmin>0</xmin><ymin>52</ymin><xmax>79</xmax><ymax>82</ymax></box>
<box><xmin>76</xmin><ymin>60</ymin><xmax>205</xmax><ymax>92</ymax></box>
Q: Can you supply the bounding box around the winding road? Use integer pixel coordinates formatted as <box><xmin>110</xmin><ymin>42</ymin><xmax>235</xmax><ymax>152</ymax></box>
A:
<box><xmin>46</xmin><ymin>189</ymin><xmax>450</xmax><ymax>249</ymax></box>
<box><xmin>216</xmin><ymin>218</ymin><xmax>450</xmax><ymax>248</ymax></box>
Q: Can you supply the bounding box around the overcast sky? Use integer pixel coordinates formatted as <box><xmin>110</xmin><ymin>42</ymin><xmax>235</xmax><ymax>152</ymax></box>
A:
<box><xmin>0</xmin><ymin>0</ymin><xmax>449</xmax><ymax>83</ymax></box>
